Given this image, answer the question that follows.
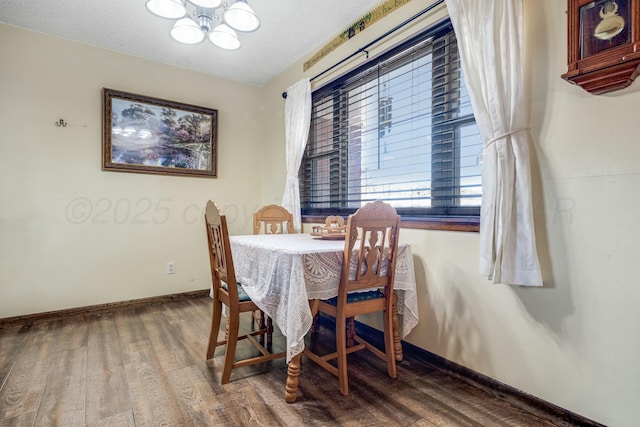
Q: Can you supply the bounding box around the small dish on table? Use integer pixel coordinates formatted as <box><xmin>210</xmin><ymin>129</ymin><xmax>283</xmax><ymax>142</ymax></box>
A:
<box><xmin>311</xmin><ymin>216</ymin><xmax>346</xmax><ymax>240</ymax></box>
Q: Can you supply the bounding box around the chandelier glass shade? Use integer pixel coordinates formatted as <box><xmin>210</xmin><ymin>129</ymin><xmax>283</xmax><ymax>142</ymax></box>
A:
<box><xmin>209</xmin><ymin>24</ymin><xmax>241</xmax><ymax>50</ymax></box>
<box><xmin>224</xmin><ymin>1</ymin><xmax>260</xmax><ymax>32</ymax></box>
<box><xmin>146</xmin><ymin>0</ymin><xmax>186</xmax><ymax>19</ymax></box>
<box><xmin>170</xmin><ymin>17</ymin><xmax>206</xmax><ymax>44</ymax></box>
<box><xmin>145</xmin><ymin>0</ymin><xmax>259</xmax><ymax>50</ymax></box>
<box><xmin>190</xmin><ymin>0</ymin><xmax>222</xmax><ymax>7</ymax></box>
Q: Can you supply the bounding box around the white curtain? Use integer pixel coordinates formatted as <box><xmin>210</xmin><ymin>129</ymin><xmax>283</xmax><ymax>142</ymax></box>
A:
<box><xmin>281</xmin><ymin>78</ymin><xmax>311</xmax><ymax>233</ymax></box>
<box><xmin>445</xmin><ymin>0</ymin><xmax>542</xmax><ymax>286</ymax></box>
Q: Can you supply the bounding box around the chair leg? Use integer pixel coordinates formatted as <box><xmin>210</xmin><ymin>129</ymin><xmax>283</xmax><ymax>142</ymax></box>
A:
<box><xmin>257</xmin><ymin>310</ymin><xmax>266</xmax><ymax>345</ymax></box>
<box><xmin>347</xmin><ymin>316</ymin><xmax>356</xmax><ymax>347</ymax></box>
<box><xmin>310</xmin><ymin>313</ymin><xmax>319</xmax><ymax>334</ymax></box>
<box><xmin>336</xmin><ymin>315</ymin><xmax>349</xmax><ymax>395</ymax></box>
<box><xmin>260</xmin><ymin>310</ymin><xmax>266</xmax><ymax>329</ymax></box>
<box><xmin>221</xmin><ymin>312</ymin><xmax>240</xmax><ymax>384</ymax></box>
<box><xmin>266</xmin><ymin>316</ymin><xmax>273</xmax><ymax>346</ymax></box>
<box><xmin>206</xmin><ymin>299</ymin><xmax>223</xmax><ymax>360</ymax></box>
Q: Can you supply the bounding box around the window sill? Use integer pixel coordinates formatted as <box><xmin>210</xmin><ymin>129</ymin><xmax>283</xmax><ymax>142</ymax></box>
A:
<box><xmin>302</xmin><ymin>215</ymin><xmax>479</xmax><ymax>232</ymax></box>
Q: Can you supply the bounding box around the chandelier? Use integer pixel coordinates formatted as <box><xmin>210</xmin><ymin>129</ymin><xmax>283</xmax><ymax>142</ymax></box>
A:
<box><xmin>145</xmin><ymin>0</ymin><xmax>260</xmax><ymax>50</ymax></box>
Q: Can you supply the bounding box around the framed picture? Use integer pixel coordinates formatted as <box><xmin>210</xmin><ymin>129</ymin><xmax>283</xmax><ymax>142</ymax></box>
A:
<box><xmin>102</xmin><ymin>88</ymin><xmax>217</xmax><ymax>177</ymax></box>
<box><xmin>562</xmin><ymin>0</ymin><xmax>640</xmax><ymax>94</ymax></box>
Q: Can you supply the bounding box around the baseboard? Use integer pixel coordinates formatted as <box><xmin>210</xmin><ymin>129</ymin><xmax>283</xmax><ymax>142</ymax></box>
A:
<box><xmin>317</xmin><ymin>314</ymin><xmax>603</xmax><ymax>427</ymax></box>
<box><xmin>0</xmin><ymin>289</ymin><xmax>210</xmax><ymax>329</ymax></box>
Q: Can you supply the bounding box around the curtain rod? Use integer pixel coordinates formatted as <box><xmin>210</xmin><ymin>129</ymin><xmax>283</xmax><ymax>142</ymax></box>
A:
<box><xmin>282</xmin><ymin>0</ymin><xmax>445</xmax><ymax>99</ymax></box>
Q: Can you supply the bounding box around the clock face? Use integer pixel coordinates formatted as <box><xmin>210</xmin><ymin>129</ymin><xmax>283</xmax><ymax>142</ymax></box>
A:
<box><xmin>580</xmin><ymin>0</ymin><xmax>631</xmax><ymax>59</ymax></box>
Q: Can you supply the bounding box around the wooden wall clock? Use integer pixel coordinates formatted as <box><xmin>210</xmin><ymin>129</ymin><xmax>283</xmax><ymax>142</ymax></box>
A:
<box><xmin>562</xmin><ymin>0</ymin><xmax>640</xmax><ymax>94</ymax></box>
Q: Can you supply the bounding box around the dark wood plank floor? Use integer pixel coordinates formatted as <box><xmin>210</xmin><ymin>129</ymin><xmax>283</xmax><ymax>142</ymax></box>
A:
<box><xmin>0</xmin><ymin>297</ymin><xmax>582</xmax><ymax>426</ymax></box>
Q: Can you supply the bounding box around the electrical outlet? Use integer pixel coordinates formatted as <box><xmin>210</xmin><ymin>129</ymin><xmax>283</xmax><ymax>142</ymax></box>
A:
<box><xmin>166</xmin><ymin>261</ymin><xmax>175</xmax><ymax>275</ymax></box>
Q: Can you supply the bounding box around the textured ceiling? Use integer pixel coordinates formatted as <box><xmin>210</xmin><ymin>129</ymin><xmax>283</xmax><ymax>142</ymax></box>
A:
<box><xmin>0</xmin><ymin>0</ymin><xmax>378</xmax><ymax>86</ymax></box>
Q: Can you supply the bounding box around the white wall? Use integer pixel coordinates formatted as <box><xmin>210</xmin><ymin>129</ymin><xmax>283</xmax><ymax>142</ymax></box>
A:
<box><xmin>0</xmin><ymin>24</ymin><xmax>264</xmax><ymax>318</ymax></box>
<box><xmin>259</xmin><ymin>1</ymin><xmax>640</xmax><ymax>426</ymax></box>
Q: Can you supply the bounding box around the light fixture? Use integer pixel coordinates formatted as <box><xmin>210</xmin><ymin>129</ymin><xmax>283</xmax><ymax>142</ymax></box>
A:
<box><xmin>145</xmin><ymin>0</ymin><xmax>259</xmax><ymax>50</ymax></box>
<box><xmin>224</xmin><ymin>0</ymin><xmax>260</xmax><ymax>32</ymax></box>
<box><xmin>190</xmin><ymin>0</ymin><xmax>222</xmax><ymax>7</ymax></box>
<box><xmin>145</xmin><ymin>0</ymin><xmax>187</xmax><ymax>19</ymax></box>
<box><xmin>209</xmin><ymin>23</ymin><xmax>241</xmax><ymax>50</ymax></box>
<box><xmin>170</xmin><ymin>17</ymin><xmax>206</xmax><ymax>44</ymax></box>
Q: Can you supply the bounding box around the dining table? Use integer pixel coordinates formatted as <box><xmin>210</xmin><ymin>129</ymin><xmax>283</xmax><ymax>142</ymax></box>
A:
<box><xmin>229</xmin><ymin>232</ymin><xmax>419</xmax><ymax>402</ymax></box>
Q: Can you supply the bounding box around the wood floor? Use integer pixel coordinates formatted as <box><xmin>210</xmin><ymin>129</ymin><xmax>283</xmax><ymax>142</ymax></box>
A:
<box><xmin>0</xmin><ymin>297</ymin><xmax>584</xmax><ymax>426</ymax></box>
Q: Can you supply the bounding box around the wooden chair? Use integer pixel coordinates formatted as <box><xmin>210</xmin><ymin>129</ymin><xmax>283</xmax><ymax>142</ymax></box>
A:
<box><xmin>253</xmin><ymin>204</ymin><xmax>293</xmax><ymax>235</ymax></box>
<box><xmin>204</xmin><ymin>201</ymin><xmax>286</xmax><ymax>384</ymax></box>
<box><xmin>304</xmin><ymin>200</ymin><xmax>401</xmax><ymax>395</ymax></box>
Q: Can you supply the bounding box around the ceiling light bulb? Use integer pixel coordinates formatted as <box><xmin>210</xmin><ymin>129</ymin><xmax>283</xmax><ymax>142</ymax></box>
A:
<box><xmin>224</xmin><ymin>0</ymin><xmax>260</xmax><ymax>32</ymax></box>
<box><xmin>170</xmin><ymin>18</ymin><xmax>206</xmax><ymax>44</ymax></box>
<box><xmin>145</xmin><ymin>0</ymin><xmax>187</xmax><ymax>19</ymax></box>
<box><xmin>209</xmin><ymin>24</ymin><xmax>241</xmax><ymax>50</ymax></box>
<box><xmin>189</xmin><ymin>0</ymin><xmax>223</xmax><ymax>8</ymax></box>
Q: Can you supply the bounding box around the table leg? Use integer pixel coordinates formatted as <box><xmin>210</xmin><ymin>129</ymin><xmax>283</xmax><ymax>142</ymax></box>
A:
<box><xmin>392</xmin><ymin>300</ymin><xmax>403</xmax><ymax>362</ymax></box>
<box><xmin>285</xmin><ymin>353</ymin><xmax>302</xmax><ymax>403</ymax></box>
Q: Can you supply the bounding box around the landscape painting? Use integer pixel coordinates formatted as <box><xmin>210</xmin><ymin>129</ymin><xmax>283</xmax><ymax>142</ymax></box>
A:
<box><xmin>102</xmin><ymin>88</ymin><xmax>217</xmax><ymax>177</ymax></box>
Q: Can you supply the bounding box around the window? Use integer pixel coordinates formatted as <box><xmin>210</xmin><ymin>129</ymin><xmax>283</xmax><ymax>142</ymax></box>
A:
<box><xmin>300</xmin><ymin>21</ymin><xmax>482</xmax><ymax>223</ymax></box>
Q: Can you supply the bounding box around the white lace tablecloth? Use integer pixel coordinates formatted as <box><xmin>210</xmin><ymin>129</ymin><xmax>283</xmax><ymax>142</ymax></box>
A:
<box><xmin>229</xmin><ymin>233</ymin><xmax>419</xmax><ymax>362</ymax></box>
